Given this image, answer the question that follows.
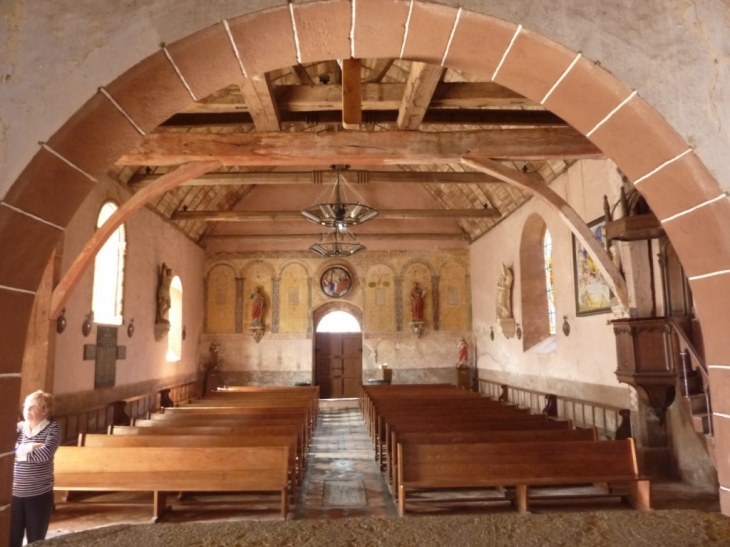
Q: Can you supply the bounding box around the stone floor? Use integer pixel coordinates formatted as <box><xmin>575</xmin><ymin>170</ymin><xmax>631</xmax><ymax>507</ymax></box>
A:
<box><xmin>45</xmin><ymin>399</ymin><xmax>720</xmax><ymax>541</ymax></box>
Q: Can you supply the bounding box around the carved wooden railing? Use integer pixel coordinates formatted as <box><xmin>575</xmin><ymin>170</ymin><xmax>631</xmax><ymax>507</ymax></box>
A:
<box><xmin>478</xmin><ymin>379</ymin><xmax>631</xmax><ymax>440</ymax></box>
<box><xmin>54</xmin><ymin>380</ymin><xmax>200</xmax><ymax>444</ymax></box>
<box><xmin>667</xmin><ymin>316</ymin><xmax>713</xmax><ymax>436</ymax></box>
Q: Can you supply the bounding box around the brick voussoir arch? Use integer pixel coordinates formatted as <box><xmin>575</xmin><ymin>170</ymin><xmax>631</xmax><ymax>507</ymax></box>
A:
<box><xmin>2</xmin><ymin>0</ymin><xmax>730</xmax><ymax>522</ymax></box>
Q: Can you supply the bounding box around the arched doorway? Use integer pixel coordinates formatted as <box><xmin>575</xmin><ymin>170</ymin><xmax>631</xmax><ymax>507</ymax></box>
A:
<box><xmin>313</xmin><ymin>303</ymin><xmax>363</xmax><ymax>399</ymax></box>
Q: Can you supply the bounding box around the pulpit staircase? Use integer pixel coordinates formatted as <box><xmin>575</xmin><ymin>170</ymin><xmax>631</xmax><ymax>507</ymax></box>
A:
<box><xmin>669</xmin><ymin>317</ymin><xmax>716</xmax><ymax>466</ymax></box>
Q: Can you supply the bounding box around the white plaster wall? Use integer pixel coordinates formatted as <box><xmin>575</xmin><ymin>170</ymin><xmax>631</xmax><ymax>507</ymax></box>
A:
<box><xmin>0</xmin><ymin>1</ymin><xmax>727</xmax><ymax>199</ymax></box>
<box><xmin>471</xmin><ymin>159</ymin><xmax>631</xmax><ymax>406</ymax></box>
<box><xmin>53</xmin><ymin>177</ymin><xmax>205</xmax><ymax>395</ymax></box>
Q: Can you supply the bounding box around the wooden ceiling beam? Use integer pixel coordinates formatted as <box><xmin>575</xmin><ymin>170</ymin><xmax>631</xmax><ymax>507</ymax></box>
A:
<box><xmin>184</xmin><ymin>82</ymin><xmax>534</xmax><ymax>114</ymax></box>
<box><xmin>172</xmin><ymin>209</ymin><xmax>500</xmax><ymax>221</ymax></box>
<box><xmin>118</xmin><ymin>128</ymin><xmax>602</xmax><ymax>166</ymax></box>
<box><xmin>342</xmin><ymin>59</ymin><xmax>362</xmax><ymax>129</ymax></box>
<box><xmin>238</xmin><ymin>74</ymin><xmax>281</xmax><ymax>132</ymax></box>
<box><xmin>202</xmin><ymin>232</ymin><xmax>470</xmax><ymax>242</ymax></box>
<box><xmin>161</xmin><ymin>109</ymin><xmax>567</xmax><ymax>128</ymax></box>
<box><xmin>397</xmin><ymin>62</ymin><xmax>444</xmax><ymax>130</ymax></box>
<box><xmin>128</xmin><ymin>170</ymin><xmax>504</xmax><ymax>190</ymax></box>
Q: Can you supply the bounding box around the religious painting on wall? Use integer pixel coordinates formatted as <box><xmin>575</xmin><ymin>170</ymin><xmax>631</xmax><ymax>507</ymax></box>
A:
<box><xmin>321</xmin><ymin>265</ymin><xmax>353</xmax><ymax>298</ymax></box>
<box><xmin>572</xmin><ymin>218</ymin><xmax>614</xmax><ymax>316</ymax></box>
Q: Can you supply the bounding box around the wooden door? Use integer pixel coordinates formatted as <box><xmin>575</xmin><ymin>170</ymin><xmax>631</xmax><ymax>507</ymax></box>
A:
<box><xmin>315</xmin><ymin>333</ymin><xmax>362</xmax><ymax>399</ymax></box>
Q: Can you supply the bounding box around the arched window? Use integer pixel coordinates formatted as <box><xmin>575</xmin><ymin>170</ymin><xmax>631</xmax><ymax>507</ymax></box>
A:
<box><xmin>92</xmin><ymin>202</ymin><xmax>125</xmax><ymax>325</ymax></box>
<box><xmin>520</xmin><ymin>214</ymin><xmax>555</xmax><ymax>352</ymax></box>
<box><xmin>317</xmin><ymin>311</ymin><xmax>361</xmax><ymax>333</ymax></box>
<box><xmin>543</xmin><ymin>229</ymin><xmax>557</xmax><ymax>335</ymax></box>
<box><xmin>167</xmin><ymin>276</ymin><xmax>183</xmax><ymax>362</ymax></box>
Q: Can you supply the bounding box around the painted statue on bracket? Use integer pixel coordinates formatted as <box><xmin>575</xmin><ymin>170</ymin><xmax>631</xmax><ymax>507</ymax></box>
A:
<box><xmin>250</xmin><ymin>287</ymin><xmax>265</xmax><ymax>328</ymax></box>
<box><xmin>410</xmin><ymin>282</ymin><xmax>426</xmax><ymax>321</ymax></box>
<box><xmin>496</xmin><ymin>264</ymin><xmax>514</xmax><ymax>319</ymax></box>
<box><xmin>156</xmin><ymin>263</ymin><xmax>173</xmax><ymax>324</ymax></box>
<box><xmin>457</xmin><ymin>337</ymin><xmax>468</xmax><ymax>366</ymax></box>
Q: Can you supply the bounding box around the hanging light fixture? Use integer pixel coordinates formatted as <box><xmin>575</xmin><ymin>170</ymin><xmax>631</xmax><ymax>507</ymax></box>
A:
<box><xmin>302</xmin><ymin>165</ymin><xmax>378</xmax><ymax>257</ymax></box>
<box><xmin>310</xmin><ymin>230</ymin><xmax>366</xmax><ymax>257</ymax></box>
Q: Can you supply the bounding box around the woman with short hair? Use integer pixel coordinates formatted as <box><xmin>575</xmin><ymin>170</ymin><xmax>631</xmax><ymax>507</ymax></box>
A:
<box><xmin>10</xmin><ymin>390</ymin><xmax>61</xmax><ymax>547</ymax></box>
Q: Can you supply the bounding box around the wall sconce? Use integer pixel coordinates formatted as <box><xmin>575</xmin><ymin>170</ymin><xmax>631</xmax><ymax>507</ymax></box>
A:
<box><xmin>562</xmin><ymin>316</ymin><xmax>571</xmax><ymax>337</ymax></box>
<box><xmin>56</xmin><ymin>309</ymin><xmax>67</xmax><ymax>334</ymax></box>
<box><xmin>182</xmin><ymin>326</ymin><xmax>187</xmax><ymax>341</ymax></box>
<box><xmin>81</xmin><ymin>311</ymin><xmax>94</xmax><ymax>337</ymax></box>
<box><xmin>127</xmin><ymin>318</ymin><xmax>135</xmax><ymax>338</ymax></box>
<box><xmin>515</xmin><ymin>324</ymin><xmax>522</xmax><ymax>340</ymax></box>
<box><xmin>489</xmin><ymin>327</ymin><xmax>495</xmax><ymax>341</ymax></box>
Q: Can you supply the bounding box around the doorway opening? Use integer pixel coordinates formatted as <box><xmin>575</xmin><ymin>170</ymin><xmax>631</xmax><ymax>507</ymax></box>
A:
<box><xmin>314</xmin><ymin>309</ymin><xmax>363</xmax><ymax>399</ymax></box>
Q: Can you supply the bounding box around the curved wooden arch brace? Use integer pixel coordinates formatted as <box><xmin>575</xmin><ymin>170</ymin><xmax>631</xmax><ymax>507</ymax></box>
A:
<box><xmin>461</xmin><ymin>157</ymin><xmax>629</xmax><ymax>311</ymax></box>
<box><xmin>50</xmin><ymin>161</ymin><xmax>221</xmax><ymax>319</ymax></box>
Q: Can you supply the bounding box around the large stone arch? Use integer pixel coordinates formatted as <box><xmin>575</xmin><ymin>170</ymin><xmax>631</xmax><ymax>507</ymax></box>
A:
<box><xmin>2</xmin><ymin>1</ymin><xmax>730</xmax><ymax>521</ymax></box>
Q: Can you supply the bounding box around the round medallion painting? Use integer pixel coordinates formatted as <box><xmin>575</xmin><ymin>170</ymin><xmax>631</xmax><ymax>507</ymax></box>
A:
<box><xmin>321</xmin><ymin>266</ymin><xmax>353</xmax><ymax>298</ymax></box>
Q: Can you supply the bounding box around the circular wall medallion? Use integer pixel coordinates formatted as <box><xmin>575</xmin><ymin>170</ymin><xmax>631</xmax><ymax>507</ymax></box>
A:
<box><xmin>320</xmin><ymin>265</ymin><xmax>353</xmax><ymax>298</ymax></box>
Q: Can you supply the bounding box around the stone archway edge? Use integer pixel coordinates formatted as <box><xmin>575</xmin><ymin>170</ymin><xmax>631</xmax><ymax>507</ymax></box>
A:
<box><xmin>462</xmin><ymin>157</ymin><xmax>629</xmax><ymax>310</ymax></box>
<box><xmin>50</xmin><ymin>161</ymin><xmax>221</xmax><ymax>318</ymax></box>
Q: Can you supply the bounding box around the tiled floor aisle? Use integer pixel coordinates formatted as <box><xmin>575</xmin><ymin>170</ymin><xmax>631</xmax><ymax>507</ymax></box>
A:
<box><xmin>294</xmin><ymin>399</ymin><xmax>397</xmax><ymax>519</ymax></box>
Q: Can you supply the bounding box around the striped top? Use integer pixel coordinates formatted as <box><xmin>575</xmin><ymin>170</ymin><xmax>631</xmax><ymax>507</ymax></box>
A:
<box><xmin>13</xmin><ymin>420</ymin><xmax>61</xmax><ymax>497</ymax></box>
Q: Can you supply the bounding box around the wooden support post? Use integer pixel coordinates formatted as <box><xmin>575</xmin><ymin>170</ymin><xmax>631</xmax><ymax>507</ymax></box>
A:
<box><xmin>514</xmin><ymin>484</ymin><xmax>529</xmax><ymax>513</ymax></box>
<box><xmin>342</xmin><ymin>59</ymin><xmax>362</xmax><ymax>129</ymax></box>
<box><xmin>630</xmin><ymin>480</ymin><xmax>651</xmax><ymax>511</ymax></box>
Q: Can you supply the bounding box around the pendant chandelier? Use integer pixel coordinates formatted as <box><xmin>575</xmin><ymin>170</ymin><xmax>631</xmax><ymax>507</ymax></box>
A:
<box><xmin>302</xmin><ymin>165</ymin><xmax>378</xmax><ymax>257</ymax></box>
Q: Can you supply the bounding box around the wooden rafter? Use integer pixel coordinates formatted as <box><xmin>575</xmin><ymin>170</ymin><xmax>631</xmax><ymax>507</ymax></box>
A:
<box><xmin>238</xmin><ymin>74</ymin><xmax>281</xmax><ymax>132</ymax></box>
<box><xmin>171</xmin><ymin>209</ymin><xmax>500</xmax><ymax>222</ymax></box>
<box><xmin>342</xmin><ymin>59</ymin><xmax>362</xmax><ymax>129</ymax></box>
<box><xmin>369</xmin><ymin>59</ymin><xmax>395</xmax><ymax>83</ymax></box>
<box><xmin>397</xmin><ymin>62</ymin><xmax>444</xmax><ymax>130</ymax></box>
<box><xmin>118</xmin><ymin>128</ymin><xmax>602</xmax><ymax>166</ymax></box>
<box><xmin>461</xmin><ymin>156</ymin><xmax>629</xmax><ymax>310</ymax></box>
<box><xmin>292</xmin><ymin>64</ymin><xmax>315</xmax><ymax>85</ymax></box>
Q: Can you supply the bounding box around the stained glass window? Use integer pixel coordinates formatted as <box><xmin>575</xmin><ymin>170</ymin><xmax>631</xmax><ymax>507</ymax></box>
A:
<box><xmin>92</xmin><ymin>202</ymin><xmax>126</xmax><ymax>325</ymax></box>
<box><xmin>543</xmin><ymin>230</ymin><xmax>557</xmax><ymax>335</ymax></box>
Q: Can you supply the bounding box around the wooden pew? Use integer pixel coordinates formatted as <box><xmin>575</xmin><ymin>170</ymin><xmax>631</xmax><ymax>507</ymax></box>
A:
<box><xmin>396</xmin><ymin>438</ymin><xmax>650</xmax><ymax>516</ymax></box>
<box><xmin>80</xmin><ymin>432</ymin><xmax>302</xmax><ymax>493</ymax></box>
<box><xmin>54</xmin><ymin>446</ymin><xmax>290</xmax><ymax>520</ymax></box>
<box><xmin>110</xmin><ymin>424</ymin><xmax>307</xmax><ymax>481</ymax></box>
<box><xmin>133</xmin><ymin>414</ymin><xmax>312</xmax><ymax>449</ymax></box>
<box><xmin>389</xmin><ymin>427</ymin><xmax>596</xmax><ymax>488</ymax></box>
<box><xmin>159</xmin><ymin>405</ymin><xmax>316</xmax><ymax>437</ymax></box>
<box><xmin>378</xmin><ymin>413</ymin><xmax>554</xmax><ymax>466</ymax></box>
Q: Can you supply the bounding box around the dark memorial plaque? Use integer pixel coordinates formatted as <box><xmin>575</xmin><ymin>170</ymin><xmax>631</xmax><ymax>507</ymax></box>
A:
<box><xmin>94</xmin><ymin>326</ymin><xmax>118</xmax><ymax>389</ymax></box>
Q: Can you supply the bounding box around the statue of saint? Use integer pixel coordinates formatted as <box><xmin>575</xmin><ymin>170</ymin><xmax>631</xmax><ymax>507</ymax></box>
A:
<box><xmin>156</xmin><ymin>263</ymin><xmax>173</xmax><ymax>324</ymax></box>
<box><xmin>458</xmin><ymin>337</ymin><xmax>468</xmax><ymax>366</ymax></box>
<box><xmin>250</xmin><ymin>287</ymin><xmax>265</xmax><ymax>328</ymax></box>
<box><xmin>410</xmin><ymin>282</ymin><xmax>426</xmax><ymax>321</ymax></box>
<box><xmin>496</xmin><ymin>264</ymin><xmax>514</xmax><ymax>319</ymax></box>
